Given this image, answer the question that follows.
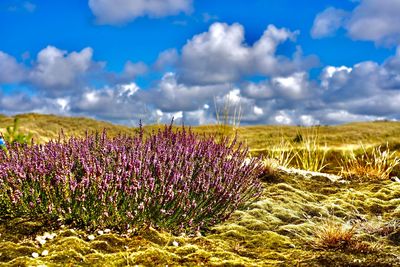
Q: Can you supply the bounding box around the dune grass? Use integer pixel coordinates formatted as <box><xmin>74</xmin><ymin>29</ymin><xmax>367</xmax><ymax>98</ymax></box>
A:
<box><xmin>339</xmin><ymin>143</ymin><xmax>400</xmax><ymax>180</ymax></box>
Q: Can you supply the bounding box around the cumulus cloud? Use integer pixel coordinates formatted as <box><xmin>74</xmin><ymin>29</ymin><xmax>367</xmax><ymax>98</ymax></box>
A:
<box><xmin>178</xmin><ymin>22</ymin><xmax>313</xmax><ymax>85</ymax></box>
<box><xmin>29</xmin><ymin>46</ymin><xmax>95</xmax><ymax>91</ymax></box>
<box><xmin>312</xmin><ymin>0</ymin><xmax>400</xmax><ymax>45</ymax></box>
<box><xmin>145</xmin><ymin>72</ymin><xmax>231</xmax><ymax>112</ymax></box>
<box><xmin>0</xmin><ymin>51</ymin><xmax>26</xmax><ymax>83</ymax></box>
<box><xmin>154</xmin><ymin>49</ymin><xmax>179</xmax><ymax>70</ymax></box>
<box><xmin>88</xmin><ymin>0</ymin><xmax>193</xmax><ymax>24</ymax></box>
<box><xmin>311</xmin><ymin>7</ymin><xmax>349</xmax><ymax>38</ymax></box>
<box><xmin>3</xmin><ymin>23</ymin><xmax>400</xmax><ymax>126</ymax></box>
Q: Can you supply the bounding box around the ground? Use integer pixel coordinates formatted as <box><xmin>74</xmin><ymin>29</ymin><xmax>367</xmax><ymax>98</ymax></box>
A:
<box><xmin>1</xmin><ymin>114</ymin><xmax>400</xmax><ymax>266</ymax></box>
<box><xmin>1</xmin><ymin>170</ymin><xmax>400</xmax><ymax>266</ymax></box>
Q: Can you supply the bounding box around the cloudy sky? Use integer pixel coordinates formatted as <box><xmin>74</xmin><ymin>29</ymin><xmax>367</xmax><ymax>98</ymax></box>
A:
<box><xmin>1</xmin><ymin>0</ymin><xmax>400</xmax><ymax>125</ymax></box>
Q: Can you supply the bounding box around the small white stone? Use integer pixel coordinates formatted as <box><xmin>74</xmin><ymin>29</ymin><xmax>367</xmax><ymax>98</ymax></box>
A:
<box><xmin>35</xmin><ymin>236</ymin><xmax>43</xmax><ymax>242</ymax></box>
<box><xmin>41</xmin><ymin>250</ymin><xmax>49</xmax><ymax>256</ymax></box>
<box><xmin>127</xmin><ymin>229</ymin><xmax>133</xmax><ymax>234</ymax></box>
<box><xmin>104</xmin><ymin>229</ymin><xmax>111</xmax><ymax>233</ymax></box>
<box><xmin>97</xmin><ymin>230</ymin><xmax>104</xmax><ymax>235</ymax></box>
<box><xmin>172</xmin><ymin>241</ymin><xmax>179</xmax><ymax>247</ymax></box>
<box><xmin>87</xmin><ymin>234</ymin><xmax>95</xmax><ymax>241</ymax></box>
<box><xmin>32</xmin><ymin>252</ymin><xmax>39</xmax><ymax>258</ymax></box>
<box><xmin>39</xmin><ymin>239</ymin><xmax>46</xmax><ymax>245</ymax></box>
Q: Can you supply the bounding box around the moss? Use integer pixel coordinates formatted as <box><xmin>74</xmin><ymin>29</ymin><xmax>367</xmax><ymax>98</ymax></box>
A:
<box><xmin>0</xmin><ymin>242</ymin><xmax>38</xmax><ymax>263</ymax></box>
<box><xmin>130</xmin><ymin>247</ymin><xmax>179</xmax><ymax>266</ymax></box>
<box><xmin>2</xmin><ymin>162</ymin><xmax>400</xmax><ymax>266</ymax></box>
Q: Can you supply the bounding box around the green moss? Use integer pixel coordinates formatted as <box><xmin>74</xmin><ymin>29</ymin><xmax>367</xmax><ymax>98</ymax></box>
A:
<box><xmin>2</xmin><ymin>164</ymin><xmax>400</xmax><ymax>266</ymax></box>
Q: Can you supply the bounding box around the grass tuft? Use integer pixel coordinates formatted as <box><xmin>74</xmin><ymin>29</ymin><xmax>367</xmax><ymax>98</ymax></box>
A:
<box><xmin>294</xmin><ymin>127</ymin><xmax>328</xmax><ymax>172</ymax></box>
<box><xmin>339</xmin><ymin>143</ymin><xmax>400</xmax><ymax>180</ymax></box>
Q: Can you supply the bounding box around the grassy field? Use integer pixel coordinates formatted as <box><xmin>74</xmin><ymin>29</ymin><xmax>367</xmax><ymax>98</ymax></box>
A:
<box><xmin>2</xmin><ymin>113</ymin><xmax>400</xmax><ymax>149</ymax></box>
<box><xmin>1</xmin><ymin>113</ymin><xmax>400</xmax><ymax>266</ymax></box>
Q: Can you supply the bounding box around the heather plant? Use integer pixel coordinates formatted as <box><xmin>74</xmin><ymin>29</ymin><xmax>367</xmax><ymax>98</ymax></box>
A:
<box><xmin>0</xmin><ymin>125</ymin><xmax>263</xmax><ymax>232</ymax></box>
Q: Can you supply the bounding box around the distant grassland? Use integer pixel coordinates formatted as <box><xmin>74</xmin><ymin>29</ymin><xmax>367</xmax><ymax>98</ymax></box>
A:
<box><xmin>1</xmin><ymin>113</ymin><xmax>400</xmax><ymax>151</ymax></box>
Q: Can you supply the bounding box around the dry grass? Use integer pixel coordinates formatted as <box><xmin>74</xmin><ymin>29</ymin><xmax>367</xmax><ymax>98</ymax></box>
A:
<box><xmin>312</xmin><ymin>221</ymin><xmax>377</xmax><ymax>253</ymax></box>
<box><xmin>340</xmin><ymin>143</ymin><xmax>400</xmax><ymax>180</ymax></box>
<box><xmin>312</xmin><ymin>221</ymin><xmax>356</xmax><ymax>250</ymax></box>
<box><xmin>261</xmin><ymin>137</ymin><xmax>296</xmax><ymax>169</ymax></box>
<box><xmin>293</xmin><ymin>127</ymin><xmax>328</xmax><ymax>172</ymax></box>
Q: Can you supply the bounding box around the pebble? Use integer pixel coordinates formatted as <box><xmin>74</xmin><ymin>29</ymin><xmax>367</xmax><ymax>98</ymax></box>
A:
<box><xmin>97</xmin><ymin>230</ymin><xmax>104</xmax><ymax>235</ymax></box>
<box><xmin>104</xmin><ymin>229</ymin><xmax>111</xmax><ymax>233</ymax></box>
<box><xmin>88</xmin><ymin>234</ymin><xmax>95</xmax><ymax>241</ymax></box>
<box><xmin>41</xmin><ymin>250</ymin><xmax>49</xmax><ymax>256</ymax></box>
<box><xmin>32</xmin><ymin>252</ymin><xmax>39</xmax><ymax>258</ymax></box>
<box><xmin>172</xmin><ymin>241</ymin><xmax>179</xmax><ymax>247</ymax></box>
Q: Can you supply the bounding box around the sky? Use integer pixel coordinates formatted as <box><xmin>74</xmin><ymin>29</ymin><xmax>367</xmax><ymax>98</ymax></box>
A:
<box><xmin>1</xmin><ymin>0</ymin><xmax>400</xmax><ymax>126</ymax></box>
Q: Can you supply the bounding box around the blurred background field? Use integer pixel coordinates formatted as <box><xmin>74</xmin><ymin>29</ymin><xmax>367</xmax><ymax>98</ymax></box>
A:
<box><xmin>1</xmin><ymin>113</ymin><xmax>400</xmax><ymax>150</ymax></box>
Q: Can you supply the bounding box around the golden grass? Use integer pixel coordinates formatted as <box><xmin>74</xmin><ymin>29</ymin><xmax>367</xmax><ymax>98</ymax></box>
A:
<box><xmin>311</xmin><ymin>220</ymin><xmax>380</xmax><ymax>253</ymax></box>
<box><xmin>260</xmin><ymin>137</ymin><xmax>296</xmax><ymax>169</ymax></box>
<box><xmin>2</xmin><ymin>113</ymin><xmax>400</xmax><ymax>151</ymax></box>
<box><xmin>293</xmin><ymin>127</ymin><xmax>328</xmax><ymax>172</ymax></box>
<box><xmin>340</xmin><ymin>143</ymin><xmax>400</xmax><ymax>180</ymax></box>
<box><xmin>312</xmin><ymin>221</ymin><xmax>356</xmax><ymax>250</ymax></box>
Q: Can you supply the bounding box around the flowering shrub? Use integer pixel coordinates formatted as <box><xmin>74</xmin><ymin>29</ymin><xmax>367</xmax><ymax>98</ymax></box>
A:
<box><xmin>0</xmin><ymin>125</ymin><xmax>263</xmax><ymax>232</ymax></box>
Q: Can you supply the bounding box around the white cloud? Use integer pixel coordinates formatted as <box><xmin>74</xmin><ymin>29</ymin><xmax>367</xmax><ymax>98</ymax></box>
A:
<box><xmin>311</xmin><ymin>8</ymin><xmax>349</xmax><ymax>38</ymax></box>
<box><xmin>321</xmin><ymin>66</ymin><xmax>352</xmax><ymax>89</ymax></box>
<box><xmin>147</xmin><ymin>72</ymin><xmax>231</xmax><ymax>112</ymax></box>
<box><xmin>3</xmin><ymin>23</ymin><xmax>400</xmax><ymax>126</ymax></box>
<box><xmin>122</xmin><ymin>61</ymin><xmax>147</xmax><ymax>79</ymax></box>
<box><xmin>253</xmin><ymin>106</ymin><xmax>263</xmax><ymax>116</ymax></box>
<box><xmin>0</xmin><ymin>51</ymin><xmax>26</xmax><ymax>83</ymax></box>
<box><xmin>347</xmin><ymin>0</ymin><xmax>400</xmax><ymax>45</ymax></box>
<box><xmin>272</xmin><ymin>72</ymin><xmax>311</xmax><ymax>99</ymax></box>
<box><xmin>88</xmin><ymin>0</ymin><xmax>193</xmax><ymax>24</ymax></box>
<box><xmin>274</xmin><ymin>110</ymin><xmax>293</xmax><ymax>125</ymax></box>
<box><xmin>179</xmin><ymin>22</ymin><xmax>306</xmax><ymax>84</ymax></box>
<box><xmin>154</xmin><ymin>49</ymin><xmax>179</xmax><ymax>70</ymax></box>
<box><xmin>312</xmin><ymin>0</ymin><xmax>400</xmax><ymax>45</ymax></box>
<box><xmin>29</xmin><ymin>46</ymin><xmax>95</xmax><ymax>90</ymax></box>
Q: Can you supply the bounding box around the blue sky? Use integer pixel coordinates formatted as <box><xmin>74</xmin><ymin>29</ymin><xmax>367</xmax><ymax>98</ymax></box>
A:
<box><xmin>1</xmin><ymin>0</ymin><xmax>400</xmax><ymax>125</ymax></box>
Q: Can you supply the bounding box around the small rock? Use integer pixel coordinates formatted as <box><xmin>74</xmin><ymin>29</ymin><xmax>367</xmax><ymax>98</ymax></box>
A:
<box><xmin>88</xmin><ymin>234</ymin><xmax>95</xmax><ymax>241</ymax></box>
<box><xmin>41</xmin><ymin>250</ymin><xmax>49</xmax><ymax>256</ymax></box>
<box><xmin>104</xmin><ymin>229</ymin><xmax>111</xmax><ymax>233</ymax></box>
<box><xmin>289</xmin><ymin>244</ymin><xmax>296</xmax><ymax>248</ymax></box>
<box><xmin>97</xmin><ymin>230</ymin><xmax>104</xmax><ymax>235</ymax></box>
<box><xmin>32</xmin><ymin>252</ymin><xmax>39</xmax><ymax>258</ymax></box>
<box><xmin>172</xmin><ymin>241</ymin><xmax>179</xmax><ymax>247</ymax></box>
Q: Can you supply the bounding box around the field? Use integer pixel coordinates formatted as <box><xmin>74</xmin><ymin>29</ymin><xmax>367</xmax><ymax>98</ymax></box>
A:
<box><xmin>1</xmin><ymin>113</ymin><xmax>400</xmax><ymax>266</ymax></box>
